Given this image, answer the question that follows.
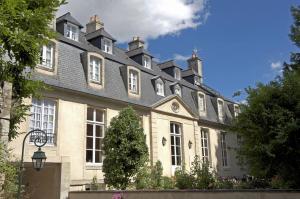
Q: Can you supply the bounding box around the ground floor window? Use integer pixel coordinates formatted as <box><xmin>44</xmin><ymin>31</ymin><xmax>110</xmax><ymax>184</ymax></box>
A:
<box><xmin>86</xmin><ymin>107</ymin><xmax>105</xmax><ymax>164</ymax></box>
<box><xmin>29</xmin><ymin>98</ymin><xmax>56</xmax><ymax>144</ymax></box>
<box><xmin>170</xmin><ymin>122</ymin><xmax>182</xmax><ymax>166</ymax></box>
<box><xmin>220</xmin><ymin>132</ymin><xmax>228</xmax><ymax>167</ymax></box>
<box><xmin>200</xmin><ymin>128</ymin><xmax>210</xmax><ymax>163</ymax></box>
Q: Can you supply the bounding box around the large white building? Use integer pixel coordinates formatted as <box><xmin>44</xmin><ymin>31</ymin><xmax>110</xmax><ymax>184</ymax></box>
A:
<box><xmin>9</xmin><ymin>13</ymin><xmax>244</xmax><ymax>199</ymax></box>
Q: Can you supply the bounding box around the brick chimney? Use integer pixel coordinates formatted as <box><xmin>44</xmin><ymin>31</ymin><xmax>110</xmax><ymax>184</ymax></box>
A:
<box><xmin>86</xmin><ymin>15</ymin><xmax>104</xmax><ymax>34</ymax></box>
<box><xmin>128</xmin><ymin>36</ymin><xmax>145</xmax><ymax>51</ymax></box>
<box><xmin>187</xmin><ymin>50</ymin><xmax>203</xmax><ymax>83</ymax></box>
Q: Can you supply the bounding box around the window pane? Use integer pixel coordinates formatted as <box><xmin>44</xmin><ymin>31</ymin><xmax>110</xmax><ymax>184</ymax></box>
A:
<box><xmin>171</xmin><ymin>136</ymin><xmax>174</xmax><ymax>145</ymax></box>
<box><xmin>87</xmin><ymin>124</ymin><xmax>93</xmax><ymax>136</ymax></box>
<box><xmin>172</xmin><ymin>156</ymin><xmax>175</xmax><ymax>165</ymax></box>
<box><xmin>176</xmin><ymin>156</ymin><xmax>181</xmax><ymax>165</ymax></box>
<box><xmin>175</xmin><ymin>137</ymin><xmax>180</xmax><ymax>145</ymax></box>
<box><xmin>95</xmin><ymin>138</ymin><xmax>101</xmax><ymax>150</ymax></box>
<box><xmin>86</xmin><ymin>137</ymin><xmax>93</xmax><ymax>149</ymax></box>
<box><xmin>176</xmin><ymin>146</ymin><xmax>181</xmax><ymax>155</ymax></box>
<box><xmin>86</xmin><ymin>150</ymin><xmax>93</xmax><ymax>163</ymax></box>
<box><xmin>96</xmin><ymin>110</ymin><xmax>103</xmax><ymax>122</ymax></box>
<box><xmin>95</xmin><ymin>125</ymin><xmax>103</xmax><ymax>137</ymax></box>
<box><xmin>87</xmin><ymin>108</ymin><xmax>94</xmax><ymax>121</ymax></box>
<box><xmin>95</xmin><ymin>151</ymin><xmax>101</xmax><ymax>163</ymax></box>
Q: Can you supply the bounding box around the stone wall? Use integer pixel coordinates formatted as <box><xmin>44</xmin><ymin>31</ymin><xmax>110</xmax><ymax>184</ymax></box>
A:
<box><xmin>69</xmin><ymin>190</ymin><xmax>300</xmax><ymax>199</ymax></box>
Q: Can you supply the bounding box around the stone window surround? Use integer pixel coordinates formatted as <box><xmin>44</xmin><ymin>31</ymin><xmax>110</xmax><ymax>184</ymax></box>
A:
<box><xmin>65</xmin><ymin>22</ymin><xmax>79</xmax><ymax>41</ymax></box>
<box><xmin>86</xmin><ymin>52</ymin><xmax>105</xmax><ymax>88</ymax></box>
<box><xmin>143</xmin><ymin>55</ymin><xmax>152</xmax><ymax>69</ymax></box>
<box><xmin>156</xmin><ymin>79</ymin><xmax>165</xmax><ymax>96</ymax></box>
<box><xmin>217</xmin><ymin>98</ymin><xmax>225</xmax><ymax>121</ymax></box>
<box><xmin>170</xmin><ymin>122</ymin><xmax>183</xmax><ymax>169</ymax></box>
<box><xmin>127</xmin><ymin>66</ymin><xmax>141</xmax><ymax>98</ymax></box>
<box><xmin>102</xmin><ymin>37</ymin><xmax>113</xmax><ymax>54</ymax></box>
<box><xmin>220</xmin><ymin>131</ymin><xmax>230</xmax><ymax>169</ymax></box>
<box><xmin>36</xmin><ymin>39</ymin><xmax>58</xmax><ymax>76</ymax></box>
<box><xmin>200</xmin><ymin>128</ymin><xmax>211</xmax><ymax>164</ymax></box>
<box><xmin>198</xmin><ymin>91</ymin><xmax>206</xmax><ymax>116</ymax></box>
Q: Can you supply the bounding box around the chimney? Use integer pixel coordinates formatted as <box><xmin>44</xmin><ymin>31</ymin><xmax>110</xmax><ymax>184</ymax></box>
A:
<box><xmin>187</xmin><ymin>50</ymin><xmax>203</xmax><ymax>83</ymax></box>
<box><xmin>128</xmin><ymin>36</ymin><xmax>145</xmax><ymax>51</ymax></box>
<box><xmin>86</xmin><ymin>15</ymin><xmax>104</xmax><ymax>34</ymax></box>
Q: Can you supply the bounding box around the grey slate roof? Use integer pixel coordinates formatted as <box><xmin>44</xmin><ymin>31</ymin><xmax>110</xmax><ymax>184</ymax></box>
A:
<box><xmin>85</xmin><ymin>28</ymin><xmax>116</xmax><ymax>42</ymax></box>
<box><xmin>56</xmin><ymin>12</ymin><xmax>84</xmax><ymax>28</ymax></box>
<box><xmin>35</xmin><ymin>13</ymin><xmax>237</xmax><ymax>126</ymax></box>
<box><xmin>157</xmin><ymin>60</ymin><xmax>182</xmax><ymax>70</ymax></box>
<box><xmin>126</xmin><ymin>47</ymin><xmax>154</xmax><ymax>58</ymax></box>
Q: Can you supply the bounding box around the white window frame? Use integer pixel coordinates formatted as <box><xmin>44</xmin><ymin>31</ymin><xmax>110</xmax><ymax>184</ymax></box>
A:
<box><xmin>143</xmin><ymin>56</ymin><xmax>151</xmax><ymax>69</ymax></box>
<box><xmin>170</xmin><ymin>122</ymin><xmax>182</xmax><ymax>173</ymax></box>
<box><xmin>234</xmin><ymin>104</ymin><xmax>240</xmax><ymax>117</ymax></box>
<box><xmin>198</xmin><ymin>92</ymin><xmax>206</xmax><ymax>115</ymax></box>
<box><xmin>40</xmin><ymin>43</ymin><xmax>54</xmax><ymax>69</ymax></box>
<box><xmin>86</xmin><ymin>108</ymin><xmax>105</xmax><ymax>165</ymax></box>
<box><xmin>29</xmin><ymin>98</ymin><xmax>56</xmax><ymax>145</ymax></box>
<box><xmin>217</xmin><ymin>98</ymin><xmax>224</xmax><ymax>121</ymax></box>
<box><xmin>220</xmin><ymin>132</ymin><xmax>229</xmax><ymax>168</ymax></box>
<box><xmin>174</xmin><ymin>68</ymin><xmax>181</xmax><ymax>80</ymax></box>
<box><xmin>103</xmin><ymin>38</ymin><xmax>112</xmax><ymax>54</ymax></box>
<box><xmin>200</xmin><ymin>128</ymin><xmax>210</xmax><ymax>164</ymax></box>
<box><xmin>129</xmin><ymin>69</ymin><xmax>139</xmax><ymax>94</ymax></box>
<box><xmin>174</xmin><ymin>85</ymin><xmax>181</xmax><ymax>97</ymax></box>
<box><xmin>156</xmin><ymin>81</ymin><xmax>164</xmax><ymax>96</ymax></box>
<box><xmin>66</xmin><ymin>23</ymin><xmax>79</xmax><ymax>41</ymax></box>
<box><xmin>89</xmin><ymin>56</ymin><xmax>102</xmax><ymax>83</ymax></box>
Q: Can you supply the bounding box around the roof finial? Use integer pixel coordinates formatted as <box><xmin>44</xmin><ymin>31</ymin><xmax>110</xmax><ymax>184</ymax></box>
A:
<box><xmin>192</xmin><ymin>48</ymin><xmax>198</xmax><ymax>58</ymax></box>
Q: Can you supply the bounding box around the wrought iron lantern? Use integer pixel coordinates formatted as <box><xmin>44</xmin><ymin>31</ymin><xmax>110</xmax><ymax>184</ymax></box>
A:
<box><xmin>32</xmin><ymin>147</ymin><xmax>47</xmax><ymax>171</ymax></box>
<box><xmin>162</xmin><ymin>137</ymin><xmax>167</xmax><ymax>146</ymax></box>
<box><xmin>188</xmin><ymin>140</ymin><xmax>193</xmax><ymax>149</ymax></box>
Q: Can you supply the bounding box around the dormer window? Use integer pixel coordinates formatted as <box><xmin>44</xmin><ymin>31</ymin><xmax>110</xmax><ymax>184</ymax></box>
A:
<box><xmin>144</xmin><ymin>56</ymin><xmax>151</xmax><ymax>69</ymax></box>
<box><xmin>89</xmin><ymin>56</ymin><xmax>102</xmax><ymax>83</ymax></box>
<box><xmin>156</xmin><ymin>81</ymin><xmax>164</xmax><ymax>96</ymax></box>
<box><xmin>39</xmin><ymin>43</ymin><xmax>54</xmax><ymax>69</ymax></box>
<box><xmin>217</xmin><ymin>99</ymin><xmax>224</xmax><ymax>121</ymax></box>
<box><xmin>66</xmin><ymin>23</ymin><xmax>79</xmax><ymax>41</ymax></box>
<box><xmin>174</xmin><ymin>68</ymin><xmax>181</xmax><ymax>80</ymax></box>
<box><xmin>129</xmin><ymin>69</ymin><xmax>139</xmax><ymax>94</ymax></box>
<box><xmin>198</xmin><ymin>92</ymin><xmax>206</xmax><ymax>116</ymax></box>
<box><xmin>174</xmin><ymin>85</ymin><xmax>181</xmax><ymax>97</ymax></box>
<box><xmin>194</xmin><ymin>76</ymin><xmax>201</xmax><ymax>85</ymax></box>
<box><xmin>103</xmin><ymin>38</ymin><xmax>112</xmax><ymax>54</ymax></box>
<box><xmin>234</xmin><ymin>104</ymin><xmax>240</xmax><ymax>117</ymax></box>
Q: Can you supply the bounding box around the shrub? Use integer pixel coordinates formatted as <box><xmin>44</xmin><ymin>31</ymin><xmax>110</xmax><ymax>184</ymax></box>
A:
<box><xmin>150</xmin><ymin>161</ymin><xmax>163</xmax><ymax>189</ymax></box>
<box><xmin>174</xmin><ymin>168</ymin><xmax>195</xmax><ymax>189</ymax></box>
<box><xmin>135</xmin><ymin>165</ymin><xmax>151</xmax><ymax>190</ymax></box>
<box><xmin>191</xmin><ymin>156</ymin><xmax>215</xmax><ymax>189</ymax></box>
<box><xmin>162</xmin><ymin>176</ymin><xmax>175</xmax><ymax>189</ymax></box>
<box><xmin>214</xmin><ymin>177</ymin><xmax>234</xmax><ymax>189</ymax></box>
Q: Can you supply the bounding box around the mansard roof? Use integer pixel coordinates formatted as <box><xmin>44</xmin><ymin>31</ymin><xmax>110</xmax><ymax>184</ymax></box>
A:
<box><xmin>34</xmin><ymin>13</ymin><xmax>237</xmax><ymax>126</ymax></box>
<box><xmin>85</xmin><ymin>28</ymin><xmax>116</xmax><ymax>42</ymax></box>
<box><xmin>56</xmin><ymin>12</ymin><xmax>84</xmax><ymax>28</ymax></box>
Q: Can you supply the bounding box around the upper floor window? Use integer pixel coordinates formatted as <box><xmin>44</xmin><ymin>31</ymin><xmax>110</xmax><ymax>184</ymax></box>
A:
<box><xmin>89</xmin><ymin>56</ymin><xmax>102</xmax><ymax>83</ymax></box>
<box><xmin>198</xmin><ymin>93</ymin><xmax>206</xmax><ymax>114</ymax></box>
<box><xmin>170</xmin><ymin>122</ymin><xmax>182</xmax><ymax>167</ymax></box>
<box><xmin>143</xmin><ymin>56</ymin><xmax>151</xmax><ymax>69</ymax></box>
<box><xmin>220</xmin><ymin>132</ymin><xmax>228</xmax><ymax>167</ymax></box>
<box><xmin>30</xmin><ymin>98</ymin><xmax>56</xmax><ymax>145</ymax></box>
<box><xmin>217</xmin><ymin>99</ymin><xmax>224</xmax><ymax>121</ymax></box>
<box><xmin>103</xmin><ymin>38</ymin><xmax>112</xmax><ymax>54</ymax></box>
<box><xmin>234</xmin><ymin>104</ymin><xmax>240</xmax><ymax>117</ymax></box>
<box><xmin>86</xmin><ymin>107</ymin><xmax>105</xmax><ymax>164</ymax></box>
<box><xmin>129</xmin><ymin>69</ymin><xmax>139</xmax><ymax>94</ymax></box>
<box><xmin>174</xmin><ymin>85</ymin><xmax>181</xmax><ymax>97</ymax></box>
<box><xmin>39</xmin><ymin>43</ymin><xmax>54</xmax><ymax>69</ymax></box>
<box><xmin>194</xmin><ymin>76</ymin><xmax>201</xmax><ymax>85</ymax></box>
<box><xmin>174</xmin><ymin>68</ymin><xmax>181</xmax><ymax>80</ymax></box>
<box><xmin>66</xmin><ymin>23</ymin><xmax>79</xmax><ymax>41</ymax></box>
<box><xmin>200</xmin><ymin>128</ymin><xmax>210</xmax><ymax>163</ymax></box>
<box><xmin>156</xmin><ymin>81</ymin><xmax>164</xmax><ymax>96</ymax></box>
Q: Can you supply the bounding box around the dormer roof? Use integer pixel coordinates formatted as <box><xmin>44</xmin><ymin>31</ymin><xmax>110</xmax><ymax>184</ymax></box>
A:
<box><xmin>126</xmin><ymin>47</ymin><xmax>153</xmax><ymax>58</ymax></box>
<box><xmin>157</xmin><ymin>60</ymin><xmax>182</xmax><ymax>70</ymax></box>
<box><xmin>56</xmin><ymin>12</ymin><xmax>83</xmax><ymax>28</ymax></box>
<box><xmin>85</xmin><ymin>28</ymin><xmax>116</xmax><ymax>42</ymax></box>
<box><xmin>182</xmin><ymin>68</ymin><xmax>199</xmax><ymax>77</ymax></box>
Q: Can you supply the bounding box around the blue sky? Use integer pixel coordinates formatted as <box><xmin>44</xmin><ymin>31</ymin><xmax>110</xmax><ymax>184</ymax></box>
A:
<box><xmin>146</xmin><ymin>0</ymin><xmax>299</xmax><ymax>101</ymax></box>
<box><xmin>59</xmin><ymin>0</ymin><xmax>299</xmax><ymax>101</ymax></box>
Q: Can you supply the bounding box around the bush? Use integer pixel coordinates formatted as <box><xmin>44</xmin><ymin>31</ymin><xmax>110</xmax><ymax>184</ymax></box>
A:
<box><xmin>191</xmin><ymin>156</ymin><xmax>215</xmax><ymax>189</ymax></box>
<box><xmin>270</xmin><ymin>175</ymin><xmax>289</xmax><ymax>189</ymax></box>
<box><xmin>214</xmin><ymin>177</ymin><xmax>234</xmax><ymax>189</ymax></box>
<box><xmin>135</xmin><ymin>165</ymin><xmax>151</xmax><ymax>190</ymax></box>
<box><xmin>174</xmin><ymin>168</ymin><xmax>195</xmax><ymax>189</ymax></box>
<box><xmin>150</xmin><ymin>161</ymin><xmax>163</xmax><ymax>189</ymax></box>
<box><xmin>162</xmin><ymin>176</ymin><xmax>175</xmax><ymax>189</ymax></box>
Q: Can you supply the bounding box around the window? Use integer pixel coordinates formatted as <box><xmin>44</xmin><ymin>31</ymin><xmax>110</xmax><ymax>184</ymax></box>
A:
<box><xmin>103</xmin><ymin>38</ymin><xmax>112</xmax><ymax>54</ymax></box>
<box><xmin>129</xmin><ymin>69</ymin><xmax>139</xmax><ymax>94</ymax></box>
<box><xmin>66</xmin><ymin>23</ymin><xmax>79</xmax><ymax>41</ymax></box>
<box><xmin>86</xmin><ymin>108</ymin><xmax>105</xmax><ymax>164</ymax></box>
<box><xmin>39</xmin><ymin>43</ymin><xmax>54</xmax><ymax>69</ymax></box>
<box><xmin>156</xmin><ymin>81</ymin><xmax>164</xmax><ymax>96</ymax></box>
<box><xmin>29</xmin><ymin>98</ymin><xmax>56</xmax><ymax>145</ymax></box>
<box><xmin>220</xmin><ymin>132</ymin><xmax>228</xmax><ymax>167</ymax></box>
<box><xmin>170</xmin><ymin>122</ymin><xmax>182</xmax><ymax>166</ymax></box>
<box><xmin>194</xmin><ymin>76</ymin><xmax>201</xmax><ymax>85</ymax></box>
<box><xmin>234</xmin><ymin>104</ymin><xmax>240</xmax><ymax>117</ymax></box>
<box><xmin>174</xmin><ymin>68</ymin><xmax>181</xmax><ymax>80</ymax></box>
<box><xmin>217</xmin><ymin>99</ymin><xmax>224</xmax><ymax>121</ymax></box>
<box><xmin>143</xmin><ymin>56</ymin><xmax>151</xmax><ymax>69</ymax></box>
<box><xmin>174</xmin><ymin>85</ymin><xmax>181</xmax><ymax>97</ymax></box>
<box><xmin>200</xmin><ymin>129</ymin><xmax>210</xmax><ymax>163</ymax></box>
<box><xmin>198</xmin><ymin>93</ymin><xmax>206</xmax><ymax>113</ymax></box>
<box><xmin>89</xmin><ymin>56</ymin><xmax>102</xmax><ymax>83</ymax></box>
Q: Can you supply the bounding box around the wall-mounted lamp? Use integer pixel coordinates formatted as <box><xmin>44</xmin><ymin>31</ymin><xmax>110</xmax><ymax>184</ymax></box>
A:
<box><xmin>162</xmin><ymin>137</ymin><xmax>167</xmax><ymax>146</ymax></box>
<box><xmin>188</xmin><ymin>140</ymin><xmax>193</xmax><ymax>149</ymax></box>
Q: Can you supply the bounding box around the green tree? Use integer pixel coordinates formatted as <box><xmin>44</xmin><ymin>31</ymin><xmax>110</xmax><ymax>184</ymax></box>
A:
<box><xmin>103</xmin><ymin>107</ymin><xmax>148</xmax><ymax>190</ymax></box>
<box><xmin>0</xmin><ymin>0</ymin><xmax>65</xmax><ymax>140</ymax></box>
<box><xmin>232</xmin><ymin>6</ymin><xmax>300</xmax><ymax>188</ymax></box>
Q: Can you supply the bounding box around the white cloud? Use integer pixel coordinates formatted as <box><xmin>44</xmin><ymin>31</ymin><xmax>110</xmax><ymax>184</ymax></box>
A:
<box><xmin>173</xmin><ymin>53</ymin><xmax>191</xmax><ymax>61</ymax></box>
<box><xmin>270</xmin><ymin>61</ymin><xmax>281</xmax><ymax>70</ymax></box>
<box><xmin>57</xmin><ymin>0</ymin><xmax>209</xmax><ymax>43</ymax></box>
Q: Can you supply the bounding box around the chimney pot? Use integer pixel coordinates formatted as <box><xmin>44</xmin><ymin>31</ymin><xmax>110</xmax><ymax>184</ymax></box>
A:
<box><xmin>86</xmin><ymin>14</ymin><xmax>103</xmax><ymax>34</ymax></box>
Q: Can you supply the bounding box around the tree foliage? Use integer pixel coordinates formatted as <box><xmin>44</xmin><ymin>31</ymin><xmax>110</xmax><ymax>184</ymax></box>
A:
<box><xmin>0</xmin><ymin>0</ymin><xmax>65</xmax><ymax>140</ymax></box>
<box><xmin>102</xmin><ymin>107</ymin><xmax>148</xmax><ymax>190</ymax></box>
<box><xmin>232</xmin><ymin>6</ymin><xmax>300</xmax><ymax>188</ymax></box>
